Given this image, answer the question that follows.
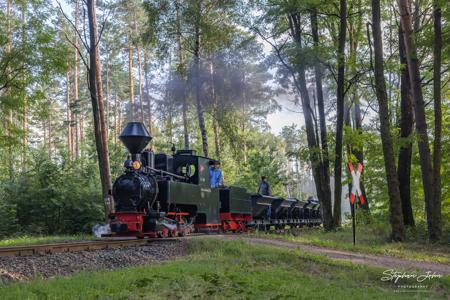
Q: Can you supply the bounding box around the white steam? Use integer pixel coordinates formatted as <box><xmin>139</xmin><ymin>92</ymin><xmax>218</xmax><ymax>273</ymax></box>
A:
<box><xmin>92</xmin><ymin>224</ymin><xmax>111</xmax><ymax>237</ymax></box>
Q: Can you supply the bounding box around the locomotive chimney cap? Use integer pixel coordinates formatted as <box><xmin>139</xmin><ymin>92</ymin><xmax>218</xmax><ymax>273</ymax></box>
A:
<box><xmin>119</xmin><ymin>122</ymin><xmax>152</xmax><ymax>154</ymax></box>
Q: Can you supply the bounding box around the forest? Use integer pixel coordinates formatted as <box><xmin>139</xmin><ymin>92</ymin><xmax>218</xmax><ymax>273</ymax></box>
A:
<box><xmin>0</xmin><ymin>0</ymin><xmax>448</xmax><ymax>243</ymax></box>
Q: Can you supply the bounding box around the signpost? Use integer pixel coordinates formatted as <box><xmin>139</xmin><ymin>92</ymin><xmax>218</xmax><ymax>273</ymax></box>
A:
<box><xmin>348</xmin><ymin>162</ymin><xmax>365</xmax><ymax>245</ymax></box>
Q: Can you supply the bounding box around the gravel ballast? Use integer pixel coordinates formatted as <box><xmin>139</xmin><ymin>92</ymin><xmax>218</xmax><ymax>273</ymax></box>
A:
<box><xmin>0</xmin><ymin>240</ymin><xmax>187</xmax><ymax>284</ymax></box>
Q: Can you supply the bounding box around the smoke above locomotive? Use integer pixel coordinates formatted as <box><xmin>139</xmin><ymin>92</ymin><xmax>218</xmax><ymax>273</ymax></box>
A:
<box><xmin>107</xmin><ymin>122</ymin><xmax>322</xmax><ymax>238</ymax></box>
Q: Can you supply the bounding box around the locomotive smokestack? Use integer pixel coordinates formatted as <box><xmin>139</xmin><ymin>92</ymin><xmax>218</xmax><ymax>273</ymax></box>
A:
<box><xmin>119</xmin><ymin>122</ymin><xmax>152</xmax><ymax>155</ymax></box>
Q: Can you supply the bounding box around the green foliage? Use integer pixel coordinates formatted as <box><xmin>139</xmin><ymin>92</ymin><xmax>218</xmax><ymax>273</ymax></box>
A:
<box><xmin>0</xmin><ymin>148</ymin><xmax>104</xmax><ymax>237</ymax></box>
<box><xmin>232</xmin><ymin>132</ymin><xmax>287</xmax><ymax>195</ymax></box>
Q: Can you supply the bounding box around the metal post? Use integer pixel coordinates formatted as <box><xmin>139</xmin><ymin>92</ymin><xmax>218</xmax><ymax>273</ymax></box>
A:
<box><xmin>351</xmin><ymin>202</ymin><xmax>356</xmax><ymax>245</ymax></box>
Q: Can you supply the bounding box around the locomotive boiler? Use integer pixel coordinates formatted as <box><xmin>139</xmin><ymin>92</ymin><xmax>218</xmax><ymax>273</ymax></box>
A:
<box><xmin>109</xmin><ymin>122</ymin><xmax>322</xmax><ymax>238</ymax></box>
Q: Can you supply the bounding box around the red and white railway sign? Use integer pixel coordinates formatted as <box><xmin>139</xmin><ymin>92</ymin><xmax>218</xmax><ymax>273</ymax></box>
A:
<box><xmin>348</xmin><ymin>162</ymin><xmax>365</xmax><ymax>205</ymax></box>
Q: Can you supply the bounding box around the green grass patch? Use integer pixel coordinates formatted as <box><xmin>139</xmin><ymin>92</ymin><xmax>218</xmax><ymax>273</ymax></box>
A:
<box><xmin>254</xmin><ymin>226</ymin><xmax>450</xmax><ymax>264</ymax></box>
<box><xmin>0</xmin><ymin>234</ymin><xmax>96</xmax><ymax>247</ymax></box>
<box><xmin>0</xmin><ymin>238</ymin><xmax>448</xmax><ymax>299</ymax></box>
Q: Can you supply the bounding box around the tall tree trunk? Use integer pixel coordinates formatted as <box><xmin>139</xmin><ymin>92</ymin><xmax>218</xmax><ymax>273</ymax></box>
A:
<box><xmin>87</xmin><ymin>0</ymin><xmax>113</xmax><ymax>217</ymax></box>
<box><xmin>43</xmin><ymin>119</ymin><xmax>47</xmax><ymax>154</ymax></box>
<box><xmin>310</xmin><ymin>10</ymin><xmax>333</xmax><ymax>223</ymax></box>
<box><xmin>66</xmin><ymin>58</ymin><xmax>73</xmax><ymax>160</ymax></box>
<box><xmin>132</xmin><ymin>12</ymin><xmax>144</xmax><ymax>123</ymax></box>
<box><xmin>287</xmin><ymin>13</ymin><xmax>333</xmax><ymax>230</ymax></box>
<box><xmin>128</xmin><ymin>41</ymin><xmax>135</xmax><ymax>120</ymax></box>
<box><xmin>431</xmin><ymin>0</ymin><xmax>442</xmax><ymax>240</ymax></box>
<box><xmin>79</xmin><ymin>107</ymin><xmax>84</xmax><ymax>153</ymax></box>
<box><xmin>114</xmin><ymin>93</ymin><xmax>118</xmax><ymax>145</ymax></box>
<box><xmin>165</xmin><ymin>53</ymin><xmax>174</xmax><ymax>143</ymax></box>
<box><xmin>118</xmin><ymin>96</ymin><xmax>123</xmax><ymax>140</ymax></box>
<box><xmin>74</xmin><ymin>0</ymin><xmax>80</xmax><ymax>159</ymax></box>
<box><xmin>21</xmin><ymin>3</ymin><xmax>28</xmax><ymax>169</ymax></box>
<box><xmin>79</xmin><ymin>103</ymin><xmax>84</xmax><ymax>153</ymax></box>
<box><xmin>143</xmin><ymin>51</ymin><xmax>152</xmax><ymax>135</ymax></box>
<box><xmin>176</xmin><ymin>0</ymin><xmax>189</xmax><ymax>149</ymax></box>
<box><xmin>193</xmin><ymin>2</ymin><xmax>208</xmax><ymax>157</ymax></box>
<box><xmin>397</xmin><ymin>25</ymin><xmax>415</xmax><ymax>226</ymax></box>
<box><xmin>137</xmin><ymin>47</ymin><xmax>144</xmax><ymax>123</ymax></box>
<box><xmin>398</xmin><ymin>0</ymin><xmax>439</xmax><ymax>241</ymax></box>
<box><xmin>6</xmin><ymin>0</ymin><xmax>14</xmax><ymax>179</ymax></box>
<box><xmin>48</xmin><ymin>113</ymin><xmax>52</xmax><ymax>159</ymax></box>
<box><xmin>373</xmin><ymin>0</ymin><xmax>405</xmax><ymax>241</ymax></box>
<box><xmin>333</xmin><ymin>0</ymin><xmax>347</xmax><ymax>227</ymax></box>
<box><xmin>241</xmin><ymin>88</ymin><xmax>248</xmax><ymax>164</ymax></box>
<box><xmin>213</xmin><ymin>117</ymin><xmax>220</xmax><ymax>158</ymax></box>
<box><xmin>210</xmin><ymin>62</ymin><xmax>220</xmax><ymax>158</ymax></box>
<box><xmin>105</xmin><ymin>57</ymin><xmax>110</xmax><ymax>139</ymax></box>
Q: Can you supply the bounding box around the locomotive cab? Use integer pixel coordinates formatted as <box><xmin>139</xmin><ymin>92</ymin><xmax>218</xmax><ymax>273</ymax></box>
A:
<box><xmin>155</xmin><ymin>151</ymin><xmax>221</xmax><ymax>229</ymax></box>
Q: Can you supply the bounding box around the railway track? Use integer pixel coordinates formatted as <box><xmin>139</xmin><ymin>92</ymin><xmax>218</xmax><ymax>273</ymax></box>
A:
<box><xmin>0</xmin><ymin>237</ymin><xmax>183</xmax><ymax>258</ymax></box>
<box><xmin>0</xmin><ymin>232</ymin><xmax>261</xmax><ymax>258</ymax></box>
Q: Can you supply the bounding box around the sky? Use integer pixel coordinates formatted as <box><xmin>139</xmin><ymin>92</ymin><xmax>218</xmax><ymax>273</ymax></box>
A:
<box><xmin>267</xmin><ymin>95</ymin><xmax>304</xmax><ymax>134</ymax></box>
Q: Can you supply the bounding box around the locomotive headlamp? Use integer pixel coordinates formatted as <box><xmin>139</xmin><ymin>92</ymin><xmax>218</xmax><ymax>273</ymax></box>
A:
<box><xmin>132</xmin><ymin>161</ymin><xmax>141</xmax><ymax>170</ymax></box>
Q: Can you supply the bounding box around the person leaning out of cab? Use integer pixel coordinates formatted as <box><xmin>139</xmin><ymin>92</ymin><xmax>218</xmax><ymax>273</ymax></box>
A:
<box><xmin>209</xmin><ymin>160</ymin><xmax>223</xmax><ymax>188</ymax></box>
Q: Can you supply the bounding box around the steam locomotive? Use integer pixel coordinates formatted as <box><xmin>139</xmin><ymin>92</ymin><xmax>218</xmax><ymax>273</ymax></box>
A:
<box><xmin>109</xmin><ymin>122</ymin><xmax>321</xmax><ymax>238</ymax></box>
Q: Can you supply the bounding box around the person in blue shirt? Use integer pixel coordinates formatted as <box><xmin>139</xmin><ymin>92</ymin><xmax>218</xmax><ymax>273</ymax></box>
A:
<box><xmin>210</xmin><ymin>161</ymin><xmax>223</xmax><ymax>188</ymax></box>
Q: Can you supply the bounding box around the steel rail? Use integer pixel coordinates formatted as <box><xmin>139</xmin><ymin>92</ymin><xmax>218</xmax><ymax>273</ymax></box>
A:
<box><xmin>0</xmin><ymin>238</ymin><xmax>179</xmax><ymax>258</ymax></box>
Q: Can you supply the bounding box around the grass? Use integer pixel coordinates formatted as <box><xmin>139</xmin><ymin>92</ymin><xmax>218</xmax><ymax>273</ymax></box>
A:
<box><xmin>0</xmin><ymin>234</ymin><xmax>96</xmax><ymax>247</ymax></box>
<box><xmin>0</xmin><ymin>238</ymin><xmax>448</xmax><ymax>299</ymax></box>
<box><xmin>254</xmin><ymin>225</ymin><xmax>450</xmax><ymax>264</ymax></box>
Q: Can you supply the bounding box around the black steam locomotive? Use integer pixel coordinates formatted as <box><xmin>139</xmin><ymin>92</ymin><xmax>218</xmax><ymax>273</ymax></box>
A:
<box><xmin>109</xmin><ymin>122</ymin><xmax>321</xmax><ymax>238</ymax></box>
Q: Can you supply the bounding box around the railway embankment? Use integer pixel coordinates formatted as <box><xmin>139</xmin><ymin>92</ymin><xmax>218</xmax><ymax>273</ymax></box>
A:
<box><xmin>0</xmin><ymin>239</ymin><xmax>186</xmax><ymax>284</ymax></box>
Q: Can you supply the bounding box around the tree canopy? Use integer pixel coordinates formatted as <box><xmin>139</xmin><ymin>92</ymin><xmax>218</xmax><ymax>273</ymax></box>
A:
<box><xmin>0</xmin><ymin>0</ymin><xmax>448</xmax><ymax>242</ymax></box>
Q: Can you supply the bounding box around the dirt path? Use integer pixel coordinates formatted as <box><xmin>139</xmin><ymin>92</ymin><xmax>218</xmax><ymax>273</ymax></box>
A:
<box><xmin>216</xmin><ymin>235</ymin><xmax>450</xmax><ymax>275</ymax></box>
